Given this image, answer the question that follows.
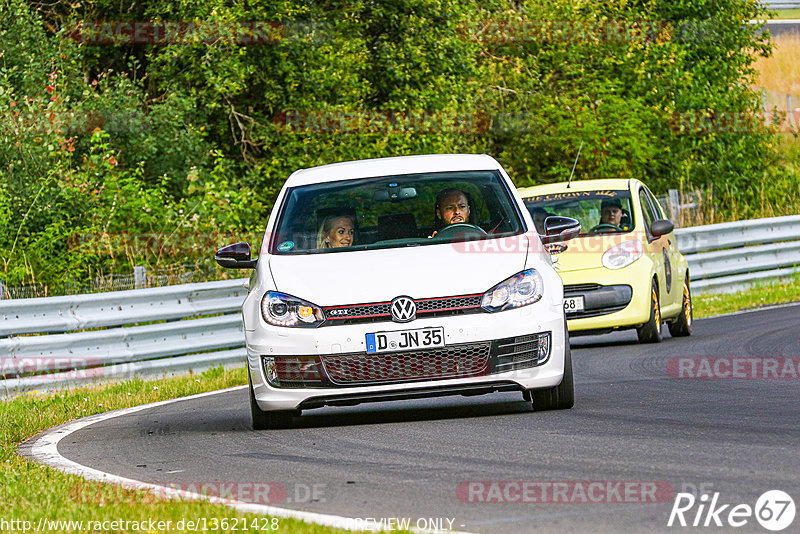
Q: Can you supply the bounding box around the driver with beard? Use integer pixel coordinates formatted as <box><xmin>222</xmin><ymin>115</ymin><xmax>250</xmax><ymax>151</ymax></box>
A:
<box><xmin>428</xmin><ymin>188</ymin><xmax>478</xmax><ymax>238</ymax></box>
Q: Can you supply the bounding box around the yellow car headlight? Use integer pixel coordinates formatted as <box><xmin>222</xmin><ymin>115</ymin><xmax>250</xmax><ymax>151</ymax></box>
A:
<box><xmin>602</xmin><ymin>239</ymin><xmax>643</xmax><ymax>269</ymax></box>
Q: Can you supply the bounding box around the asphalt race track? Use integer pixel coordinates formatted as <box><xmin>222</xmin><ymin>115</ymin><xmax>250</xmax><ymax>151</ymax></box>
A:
<box><xmin>28</xmin><ymin>305</ymin><xmax>800</xmax><ymax>533</ymax></box>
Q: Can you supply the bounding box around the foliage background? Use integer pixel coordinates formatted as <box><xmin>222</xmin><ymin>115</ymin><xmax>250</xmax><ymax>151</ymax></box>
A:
<box><xmin>1</xmin><ymin>0</ymin><xmax>792</xmax><ymax>293</ymax></box>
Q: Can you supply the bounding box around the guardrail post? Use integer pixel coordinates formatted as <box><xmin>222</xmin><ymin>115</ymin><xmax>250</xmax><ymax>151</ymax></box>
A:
<box><xmin>0</xmin><ymin>279</ymin><xmax>6</xmax><ymax>300</ymax></box>
<box><xmin>133</xmin><ymin>266</ymin><xmax>147</xmax><ymax>289</ymax></box>
<box><xmin>668</xmin><ymin>189</ymin><xmax>680</xmax><ymax>223</ymax></box>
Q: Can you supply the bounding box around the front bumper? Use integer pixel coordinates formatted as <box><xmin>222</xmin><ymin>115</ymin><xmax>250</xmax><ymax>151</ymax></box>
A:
<box><xmin>564</xmin><ymin>283</ymin><xmax>632</xmax><ymax>320</ymax></box>
<box><xmin>560</xmin><ymin>263</ymin><xmax>652</xmax><ymax>333</ymax></box>
<box><xmin>247</xmin><ymin>302</ymin><xmax>567</xmax><ymax>411</ymax></box>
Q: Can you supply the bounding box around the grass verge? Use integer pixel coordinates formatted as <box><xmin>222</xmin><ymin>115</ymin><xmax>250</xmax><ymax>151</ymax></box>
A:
<box><xmin>767</xmin><ymin>8</ymin><xmax>800</xmax><ymax>20</ymax></box>
<box><xmin>753</xmin><ymin>33</ymin><xmax>800</xmax><ymax>97</ymax></box>
<box><xmin>693</xmin><ymin>274</ymin><xmax>800</xmax><ymax>318</ymax></box>
<box><xmin>1</xmin><ymin>366</ymin><xmax>354</xmax><ymax>534</ymax></box>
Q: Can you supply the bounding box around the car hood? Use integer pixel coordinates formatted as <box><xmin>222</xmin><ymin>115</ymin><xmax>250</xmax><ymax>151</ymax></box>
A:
<box><xmin>268</xmin><ymin>237</ymin><xmax>529</xmax><ymax>305</ymax></box>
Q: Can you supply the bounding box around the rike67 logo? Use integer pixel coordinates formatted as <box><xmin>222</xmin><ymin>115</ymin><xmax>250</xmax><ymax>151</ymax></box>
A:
<box><xmin>668</xmin><ymin>490</ymin><xmax>795</xmax><ymax>531</ymax></box>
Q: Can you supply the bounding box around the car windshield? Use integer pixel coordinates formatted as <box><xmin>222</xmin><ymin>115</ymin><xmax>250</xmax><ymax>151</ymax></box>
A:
<box><xmin>271</xmin><ymin>170</ymin><xmax>525</xmax><ymax>254</ymax></box>
<box><xmin>524</xmin><ymin>190</ymin><xmax>635</xmax><ymax>236</ymax></box>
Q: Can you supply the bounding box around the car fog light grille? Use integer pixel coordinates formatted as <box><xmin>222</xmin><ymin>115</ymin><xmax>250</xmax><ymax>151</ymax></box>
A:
<box><xmin>491</xmin><ymin>332</ymin><xmax>551</xmax><ymax>371</ymax></box>
<box><xmin>262</xmin><ymin>356</ymin><xmax>327</xmax><ymax>388</ymax></box>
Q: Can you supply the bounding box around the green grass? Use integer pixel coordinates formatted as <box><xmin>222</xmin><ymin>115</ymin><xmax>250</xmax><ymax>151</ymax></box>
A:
<box><xmin>0</xmin><ymin>367</ymin><xmax>358</xmax><ymax>534</ymax></box>
<box><xmin>768</xmin><ymin>8</ymin><xmax>800</xmax><ymax>19</ymax></box>
<box><xmin>3</xmin><ymin>279</ymin><xmax>799</xmax><ymax>532</ymax></box>
<box><xmin>693</xmin><ymin>275</ymin><xmax>800</xmax><ymax>318</ymax></box>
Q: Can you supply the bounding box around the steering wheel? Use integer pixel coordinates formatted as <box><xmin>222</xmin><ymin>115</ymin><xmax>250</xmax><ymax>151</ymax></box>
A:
<box><xmin>590</xmin><ymin>223</ymin><xmax>623</xmax><ymax>233</ymax></box>
<box><xmin>435</xmin><ymin>223</ymin><xmax>488</xmax><ymax>239</ymax></box>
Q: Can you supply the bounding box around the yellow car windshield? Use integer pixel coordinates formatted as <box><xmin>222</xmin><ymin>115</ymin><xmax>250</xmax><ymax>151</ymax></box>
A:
<box><xmin>524</xmin><ymin>190</ymin><xmax>635</xmax><ymax>235</ymax></box>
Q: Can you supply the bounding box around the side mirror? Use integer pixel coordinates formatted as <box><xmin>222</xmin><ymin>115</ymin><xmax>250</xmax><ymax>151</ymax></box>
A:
<box><xmin>542</xmin><ymin>216</ymin><xmax>581</xmax><ymax>244</ymax></box>
<box><xmin>215</xmin><ymin>242</ymin><xmax>258</xmax><ymax>269</ymax></box>
<box><xmin>650</xmin><ymin>219</ymin><xmax>674</xmax><ymax>239</ymax></box>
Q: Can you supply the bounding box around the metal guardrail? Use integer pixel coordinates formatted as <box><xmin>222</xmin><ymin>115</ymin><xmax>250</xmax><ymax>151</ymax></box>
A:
<box><xmin>1</xmin><ymin>278</ymin><xmax>248</xmax><ymax>337</ymax></box>
<box><xmin>763</xmin><ymin>1</ymin><xmax>800</xmax><ymax>9</ymax></box>
<box><xmin>1</xmin><ymin>279</ymin><xmax>249</xmax><ymax>394</ymax></box>
<box><xmin>1</xmin><ymin>215</ymin><xmax>798</xmax><ymax>393</ymax></box>
<box><xmin>675</xmin><ymin>215</ymin><xmax>800</xmax><ymax>294</ymax></box>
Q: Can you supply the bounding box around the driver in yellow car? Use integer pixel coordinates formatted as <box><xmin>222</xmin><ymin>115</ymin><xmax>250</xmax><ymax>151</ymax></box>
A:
<box><xmin>599</xmin><ymin>198</ymin><xmax>623</xmax><ymax>228</ymax></box>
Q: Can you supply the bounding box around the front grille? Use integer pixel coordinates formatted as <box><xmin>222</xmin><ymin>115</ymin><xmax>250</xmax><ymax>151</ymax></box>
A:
<box><xmin>416</xmin><ymin>295</ymin><xmax>482</xmax><ymax>312</ymax></box>
<box><xmin>563</xmin><ymin>284</ymin><xmax>632</xmax><ymax>319</ymax></box>
<box><xmin>322</xmin><ymin>294</ymin><xmax>484</xmax><ymax>325</ymax></box>
<box><xmin>323</xmin><ymin>303</ymin><xmax>391</xmax><ymax>321</ymax></box>
<box><xmin>564</xmin><ymin>283</ymin><xmax>602</xmax><ymax>293</ymax></box>
<box><xmin>321</xmin><ymin>342</ymin><xmax>491</xmax><ymax>385</ymax></box>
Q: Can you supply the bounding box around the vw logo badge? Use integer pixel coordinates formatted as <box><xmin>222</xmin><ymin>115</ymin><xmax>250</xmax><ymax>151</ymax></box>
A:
<box><xmin>391</xmin><ymin>296</ymin><xmax>416</xmax><ymax>323</ymax></box>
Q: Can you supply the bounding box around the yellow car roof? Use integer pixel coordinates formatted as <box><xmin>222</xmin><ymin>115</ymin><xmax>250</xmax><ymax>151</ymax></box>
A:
<box><xmin>517</xmin><ymin>178</ymin><xmax>637</xmax><ymax>197</ymax></box>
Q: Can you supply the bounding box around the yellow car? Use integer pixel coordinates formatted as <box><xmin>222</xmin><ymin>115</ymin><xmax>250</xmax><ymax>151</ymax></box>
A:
<box><xmin>518</xmin><ymin>179</ymin><xmax>692</xmax><ymax>342</ymax></box>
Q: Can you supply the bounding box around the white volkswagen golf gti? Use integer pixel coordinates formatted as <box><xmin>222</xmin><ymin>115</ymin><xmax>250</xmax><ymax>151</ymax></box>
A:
<box><xmin>216</xmin><ymin>154</ymin><xmax>580</xmax><ymax>429</ymax></box>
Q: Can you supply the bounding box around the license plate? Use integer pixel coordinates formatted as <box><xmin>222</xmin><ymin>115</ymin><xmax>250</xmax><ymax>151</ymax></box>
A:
<box><xmin>563</xmin><ymin>296</ymin><xmax>585</xmax><ymax>314</ymax></box>
<box><xmin>366</xmin><ymin>327</ymin><xmax>445</xmax><ymax>354</ymax></box>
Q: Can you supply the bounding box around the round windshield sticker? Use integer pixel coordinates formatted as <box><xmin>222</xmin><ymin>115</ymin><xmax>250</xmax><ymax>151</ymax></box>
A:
<box><xmin>277</xmin><ymin>241</ymin><xmax>295</xmax><ymax>252</ymax></box>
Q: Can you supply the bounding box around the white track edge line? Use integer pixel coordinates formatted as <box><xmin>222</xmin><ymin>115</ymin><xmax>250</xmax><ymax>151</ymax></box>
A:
<box><xmin>21</xmin><ymin>385</ymin><xmax>475</xmax><ymax>534</ymax></box>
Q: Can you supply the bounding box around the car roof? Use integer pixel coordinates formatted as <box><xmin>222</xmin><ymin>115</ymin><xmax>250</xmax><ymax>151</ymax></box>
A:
<box><xmin>284</xmin><ymin>154</ymin><xmax>503</xmax><ymax>187</ymax></box>
<box><xmin>517</xmin><ymin>178</ymin><xmax>638</xmax><ymax>197</ymax></box>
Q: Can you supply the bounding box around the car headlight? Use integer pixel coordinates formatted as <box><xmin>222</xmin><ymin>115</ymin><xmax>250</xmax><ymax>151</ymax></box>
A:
<box><xmin>602</xmin><ymin>239</ymin><xmax>643</xmax><ymax>269</ymax></box>
<box><xmin>481</xmin><ymin>269</ymin><xmax>543</xmax><ymax>312</ymax></box>
<box><xmin>261</xmin><ymin>291</ymin><xmax>325</xmax><ymax>327</ymax></box>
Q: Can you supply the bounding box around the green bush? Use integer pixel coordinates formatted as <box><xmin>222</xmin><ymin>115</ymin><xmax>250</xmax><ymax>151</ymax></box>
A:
<box><xmin>0</xmin><ymin>0</ymin><xmax>786</xmax><ymax>292</ymax></box>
